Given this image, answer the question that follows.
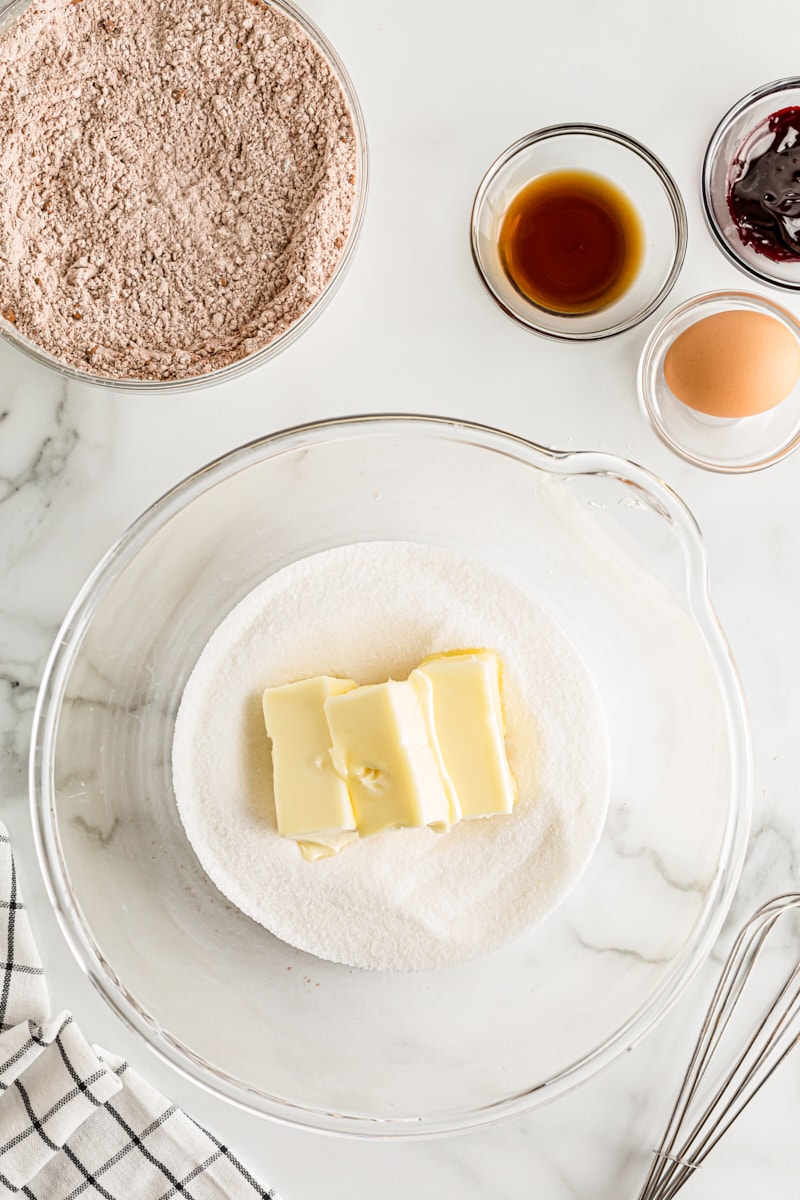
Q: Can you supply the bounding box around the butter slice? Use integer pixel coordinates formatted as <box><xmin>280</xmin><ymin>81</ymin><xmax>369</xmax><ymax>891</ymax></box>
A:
<box><xmin>410</xmin><ymin>650</ymin><xmax>516</xmax><ymax>819</ymax></box>
<box><xmin>297</xmin><ymin>832</ymin><xmax>359</xmax><ymax>862</ymax></box>
<box><xmin>262</xmin><ymin>676</ymin><xmax>358</xmax><ymax>840</ymax></box>
<box><xmin>324</xmin><ymin>680</ymin><xmax>453</xmax><ymax>837</ymax></box>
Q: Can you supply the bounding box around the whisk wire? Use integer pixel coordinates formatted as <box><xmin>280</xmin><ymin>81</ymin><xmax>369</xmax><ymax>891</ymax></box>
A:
<box><xmin>698</xmin><ymin>973</ymin><xmax>800</xmax><ymax>1154</ymax></box>
<box><xmin>636</xmin><ymin>911</ymin><xmax>769</xmax><ymax>1200</ymax></box>
<box><xmin>636</xmin><ymin>893</ymin><xmax>800</xmax><ymax>1200</ymax></box>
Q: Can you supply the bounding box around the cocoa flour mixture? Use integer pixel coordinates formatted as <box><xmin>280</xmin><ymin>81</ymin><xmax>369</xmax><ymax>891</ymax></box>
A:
<box><xmin>0</xmin><ymin>0</ymin><xmax>357</xmax><ymax>380</ymax></box>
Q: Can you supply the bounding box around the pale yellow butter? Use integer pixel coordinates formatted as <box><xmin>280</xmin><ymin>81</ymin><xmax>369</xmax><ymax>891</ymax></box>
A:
<box><xmin>297</xmin><ymin>832</ymin><xmax>359</xmax><ymax>862</ymax></box>
<box><xmin>324</xmin><ymin>680</ymin><xmax>453</xmax><ymax>837</ymax></box>
<box><xmin>407</xmin><ymin>669</ymin><xmax>462</xmax><ymax>827</ymax></box>
<box><xmin>410</xmin><ymin>649</ymin><xmax>516</xmax><ymax>819</ymax></box>
<box><xmin>262</xmin><ymin>676</ymin><xmax>358</xmax><ymax>840</ymax></box>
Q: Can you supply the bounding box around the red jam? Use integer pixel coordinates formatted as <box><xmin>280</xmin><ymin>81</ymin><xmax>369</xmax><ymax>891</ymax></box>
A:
<box><xmin>728</xmin><ymin>107</ymin><xmax>800</xmax><ymax>262</ymax></box>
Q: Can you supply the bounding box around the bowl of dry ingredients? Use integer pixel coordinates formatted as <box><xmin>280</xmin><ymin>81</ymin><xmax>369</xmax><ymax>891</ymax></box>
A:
<box><xmin>31</xmin><ymin>416</ymin><xmax>751</xmax><ymax>1135</ymax></box>
<box><xmin>0</xmin><ymin>0</ymin><xmax>367</xmax><ymax>387</ymax></box>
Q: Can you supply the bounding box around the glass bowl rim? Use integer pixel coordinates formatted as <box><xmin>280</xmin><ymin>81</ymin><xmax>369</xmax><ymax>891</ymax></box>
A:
<box><xmin>0</xmin><ymin>0</ymin><xmax>369</xmax><ymax>393</ymax></box>
<box><xmin>29</xmin><ymin>413</ymin><xmax>753</xmax><ymax>1137</ymax></box>
<box><xmin>470</xmin><ymin>122</ymin><xmax>688</xmax><ymax>342</ymax></box>
<box><xmin>638</xmin><ymin>288</ymin><xmax>800</xmax><ymax>473</ymax></box>
<box><xmin>701</xmin><ymin>76</ymin><xmax>800</xmax><ymax>292</ymax></box>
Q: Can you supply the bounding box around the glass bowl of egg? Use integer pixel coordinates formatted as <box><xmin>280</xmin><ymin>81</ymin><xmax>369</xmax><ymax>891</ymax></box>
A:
<box><xmin>31</xmin><ymin>415</ymin><xmax>751</xmax><ymax>1135</ymax></box>
<box><xmin>471</xmin><ymin>124</ymin><xmax>688</xmax><ymax>340</ymax></box>
<box><xmin>639</xmin><ymin>290</ymin><xmax>800</xmax><ymax>472</ymax></box>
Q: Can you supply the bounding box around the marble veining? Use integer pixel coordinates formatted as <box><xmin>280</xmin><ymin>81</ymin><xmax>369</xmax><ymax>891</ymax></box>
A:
<box><xmin>0</xmin><ymin>384</ymin><xmax>73</xmax><ymax>532</ymax></box>
<box><xmin>573</xmin><ymin>933</ymin><xmax>678</xmax><ymax>968</ymax></box>
<box><xmin>603</xmin><ymin>808</ymin><xmax>710</xmax><ymax>895</ymax></box>
<box><xmin>68</xmin><ymin>815</ymin><xmax>120</xmax><ymax>848</ymax></box>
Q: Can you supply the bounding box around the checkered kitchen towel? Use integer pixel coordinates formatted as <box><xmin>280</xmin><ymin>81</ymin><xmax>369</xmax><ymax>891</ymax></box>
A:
<box><xmin>0</xmin><ymin>824</ymin><xmax>277</xmax><ymax>1199</ymax></box>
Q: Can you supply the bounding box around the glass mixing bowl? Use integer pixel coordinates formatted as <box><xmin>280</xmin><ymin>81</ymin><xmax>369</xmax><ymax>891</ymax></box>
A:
<box><xmin>0</xmin><ymin>0</ymin><xmax>368</xmax><ymax>392</ymax></box>
<box><xmin>30</xmin><ymin>416</ymin><xmax>751</xmax><ymax>1136</ymax></box>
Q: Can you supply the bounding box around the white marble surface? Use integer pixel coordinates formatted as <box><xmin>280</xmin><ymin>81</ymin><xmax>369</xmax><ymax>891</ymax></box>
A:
<box><xmin>2</xmin><ymin>0</ymin><xmax>800</xmax><ymax>1195</ymax></box>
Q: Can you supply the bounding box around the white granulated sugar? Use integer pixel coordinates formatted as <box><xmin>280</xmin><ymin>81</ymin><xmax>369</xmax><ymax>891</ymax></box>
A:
<box><xmin>172</xmin><ymin>542</ymin><xmax>611</xmax><ymax>971</ymax></box>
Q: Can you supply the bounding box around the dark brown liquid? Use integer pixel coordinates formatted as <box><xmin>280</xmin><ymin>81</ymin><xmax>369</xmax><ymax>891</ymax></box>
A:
<box><xmin>498</xmin><ymin>169</ymin><xmax>644</xmax><ymax>315</ymax></box>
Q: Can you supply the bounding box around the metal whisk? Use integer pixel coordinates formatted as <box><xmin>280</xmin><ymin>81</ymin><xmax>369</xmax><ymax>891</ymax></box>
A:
<box><xmin>637</xmin><ymin>892</ymin><xmax>800</xmax><ymax>1200</ymax></box>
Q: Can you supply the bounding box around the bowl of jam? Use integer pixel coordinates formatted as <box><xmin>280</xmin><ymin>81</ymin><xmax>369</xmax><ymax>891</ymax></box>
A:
<box><xmin>470</xmin><ymin>124</ymin><xmax>687</xmax><ymax>341</ymax></box>
<box><xmin>703</xmin><ymin>79</ymin><xmax>800</xmax><ymax>291</ymax></box>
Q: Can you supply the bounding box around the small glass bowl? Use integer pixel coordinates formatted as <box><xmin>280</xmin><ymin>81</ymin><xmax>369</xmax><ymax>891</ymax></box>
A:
<box><xmin>0</xmin><ymin>0</ymin><xmax>368</xmax><ymax>392</ymax></box>
<box><xmin>470</xmin><ymin>124</ymin><xmax>687</xmax><ymax>341</ymax></box>
<box><xmin>702</xmin><ymin>78</ymin><xmax>800</xmax><ymax>291</ymax></box>
<box><xmin>638</xmin><ymin>290</ymin><xmax>800</xmax><ymax>473</ymax></box>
